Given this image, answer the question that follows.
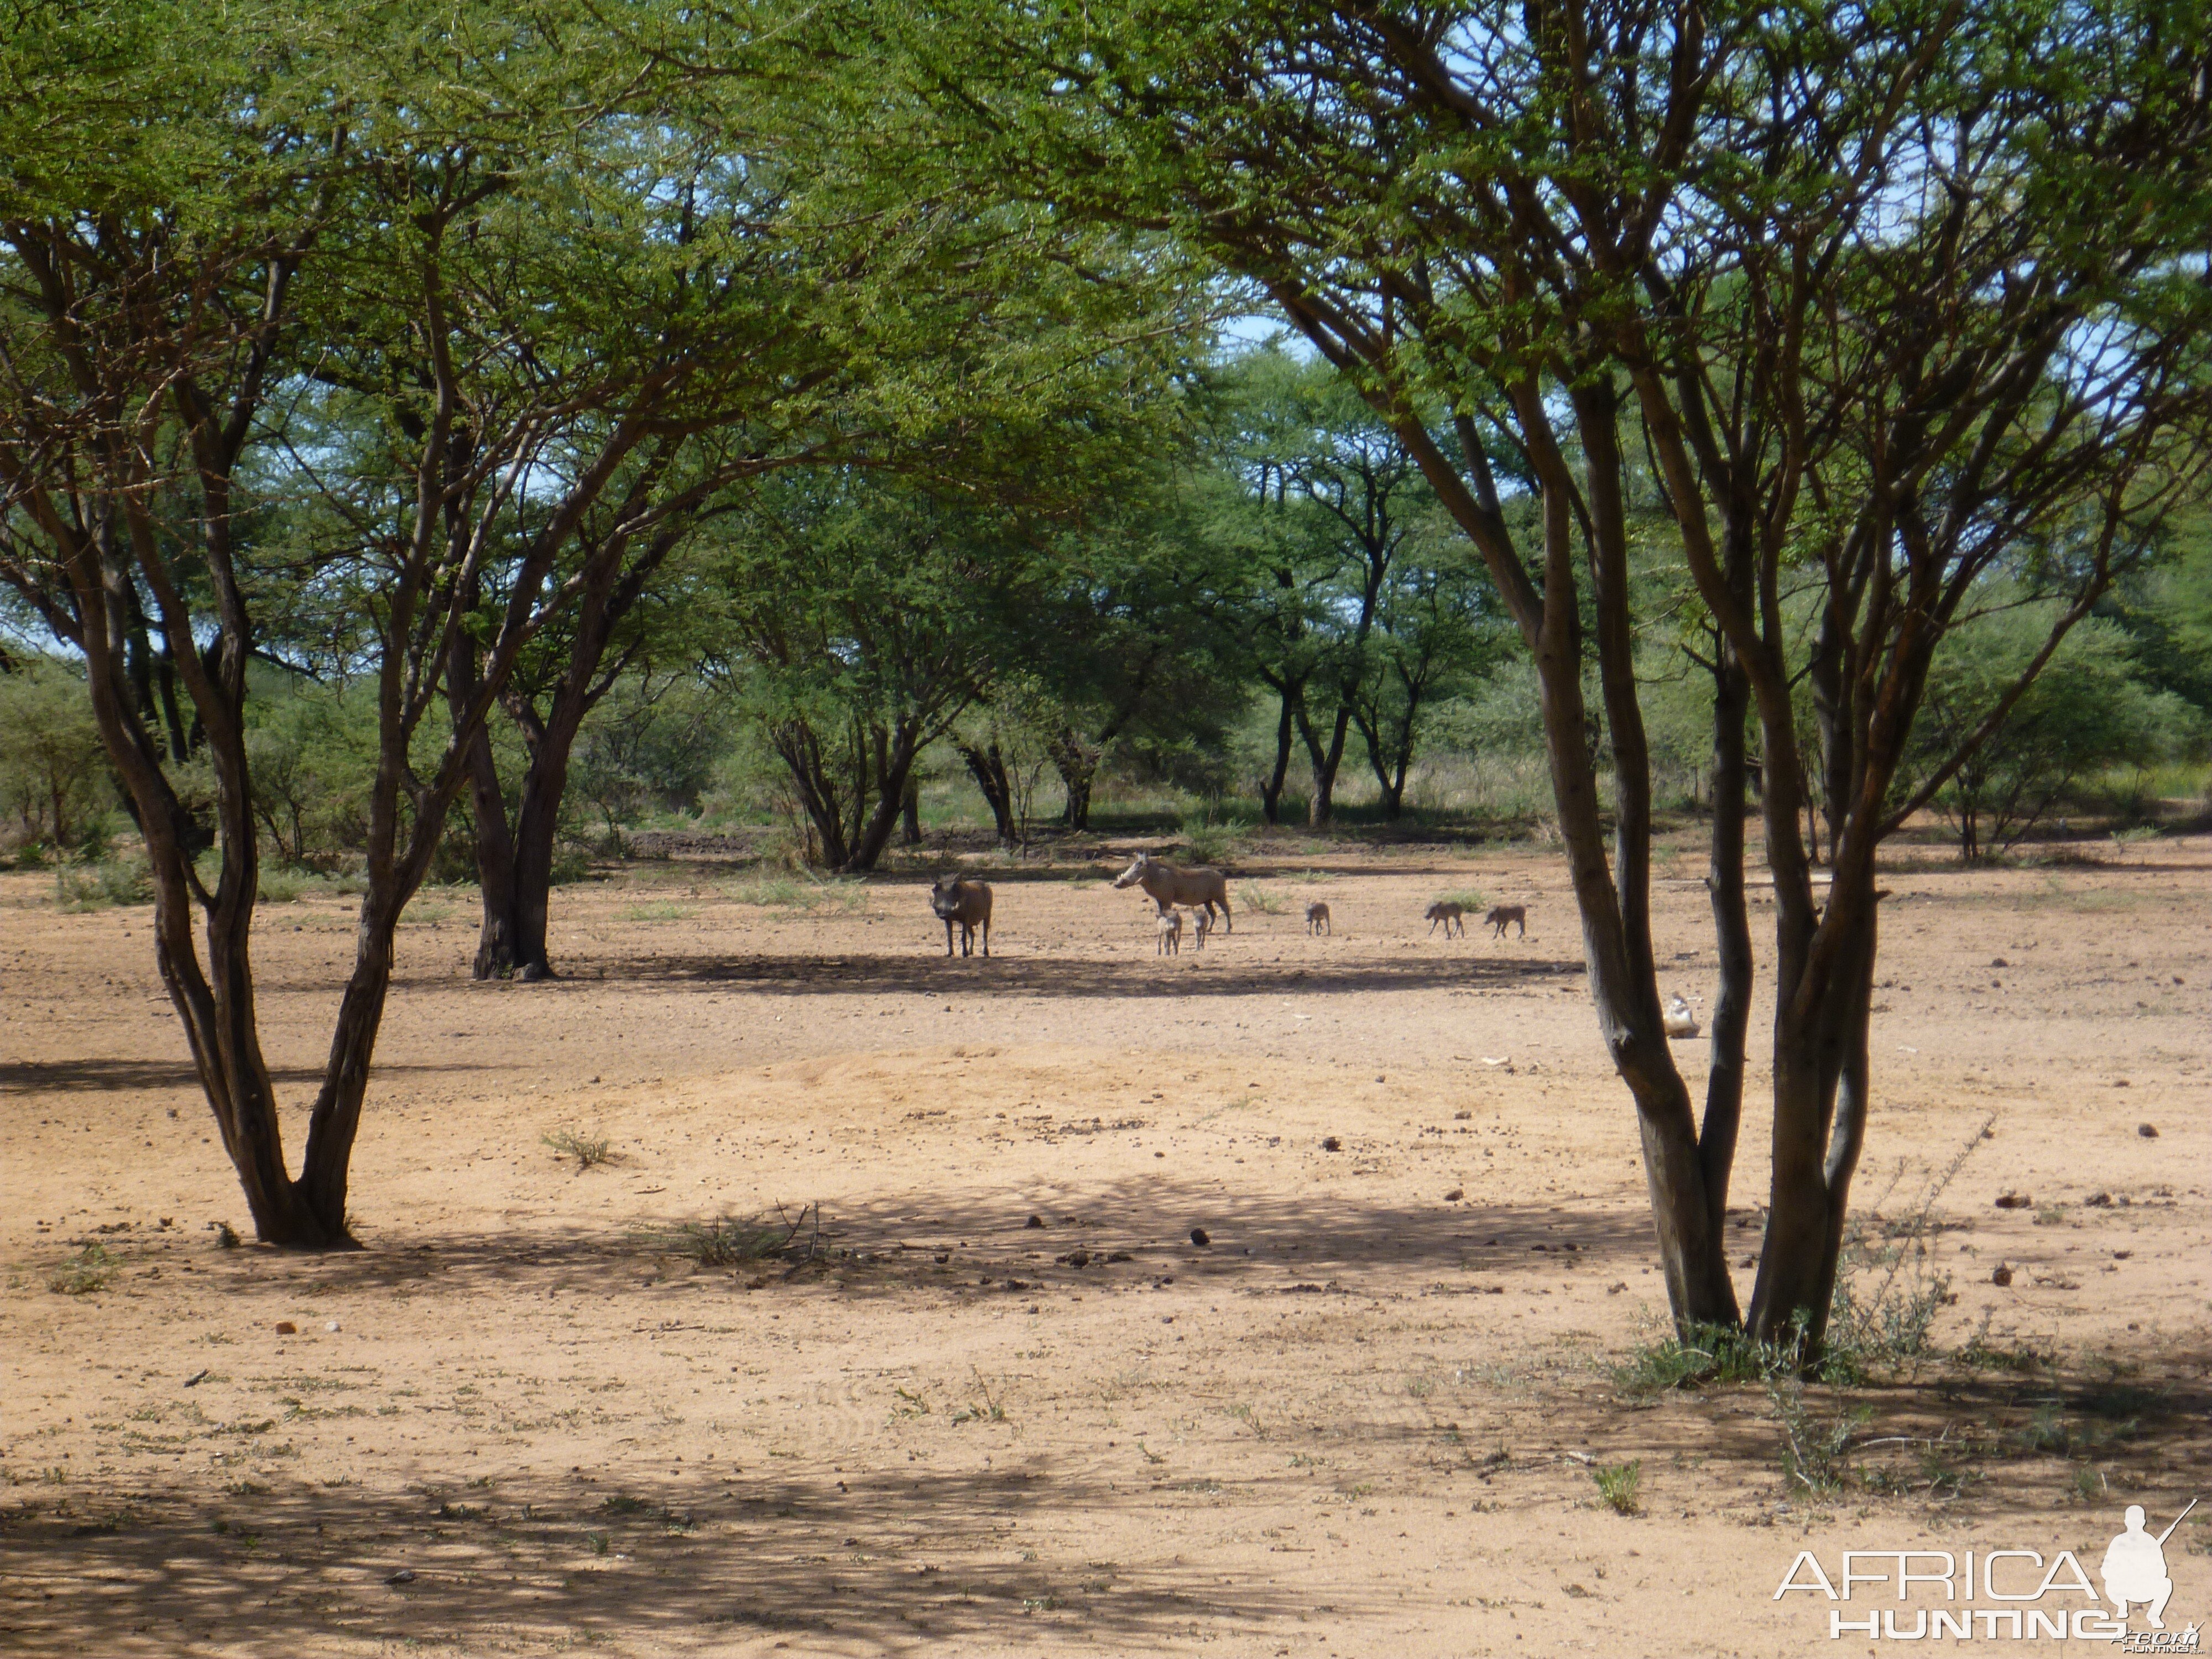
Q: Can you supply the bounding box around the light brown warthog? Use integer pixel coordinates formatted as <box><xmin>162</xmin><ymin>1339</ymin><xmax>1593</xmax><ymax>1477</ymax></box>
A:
<box><xmin>1156</xmin><ymin>909</ymin><xmax>1183</xmax><ymax>955</ymax></box>
<box><xmin>1305</xmin><ymin>901</ymin><xmax>1331</xmax><ymax>936</ymax></box>
<box><xmin>1425</xmin><ymin>901</ymin><xmax>1467</xmax><ymax>938</ymax></box>
<box><xmin>1484</xmin><ymin>904</ymin><xmax>1526</xmax><ymax>938</ymax></box>
<box><xmin>930</xmin><ymin>874</ymin><xmax>992</xmax><ymax>958</ymax></box>
<box><xmin>1113</xmin><ymin>852</ymin><xmax>1232</xmax><ymax>933</ymax></box>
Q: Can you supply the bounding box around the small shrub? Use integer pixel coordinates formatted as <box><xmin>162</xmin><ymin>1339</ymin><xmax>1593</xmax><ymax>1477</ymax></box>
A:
<box><xmin>1179</xmin><ymin>817</ymin><xmax>1249</xmax><ymax>865</ymax></box>
<box><xmin>1823</xmin><ymin>1261</ymin><xmax>1954</xmax><ymax>1385</ymax></box>
<box><xmin>55</xmin><ymin>857</ymin><xmax>153</xmax><ymax>911</ymax></box>
<box><xmin>257</xmin><ymin>867</ymin><xmax>307</xmax><ymax>904</ymax></box>
<box><xmin>643</xmin><ymin>1211</ymin><xmax>805</xmax><ymax>1267</ymax></box>
<box><xmin>542</xmin><ymin>1128</ymin><xmax>613</xmax><ymax>1171</ymax></box>
<box><xmin>952</xmin><ymin>1370</ymin><xmax>1010</xmax><ymax>1425</ymax></box>
<box><xmin>1770</xmin><ymin>1380</ymin><xmax>1865</xmax><ymax>1497</ymax></box>
<box><xmin>1610</xmin><ymin>1323</ymin><xmax>1778</xmax><ymax>1396</ymax></box>
<box><xmin>2018</xmin><ymin>1401</ymin><xmax>2072</xmax><ymax>1453</ymax></box>
<box><xmin>1437</xmin><ymin>888</ymin><xmax>1489</xmax><ymax>912</ymax></box>
<box><xmin>1593</xmin><ymin>1460</ymin><xmax>1642</xmax><ymax>1515</ymax></box>
<box><xmin>1918</xmin><ymin>1449</ymin><xmax>1971</xmax><ymax>1499</ymax></box>
<box><xmin>1955</xmin><ymin>1314</ymin><xmax>2042</xmax><ymax>1373</ymax></box>
<box><xmin>48</xmin><ymin>1243</ymin><xmax>114</xmax><ymax>1295</ymax></box>
<box><xmin>1821</xmin><ymin>1117</ymin><xmax>1985</xmax><ymax>1383</ymax></box>
<box><xmin>1234</xmin><ymin>881</ymin><xmax>1284</xmax><ymax>915</ymax></box>
<box><xmin>548</xmin><ymin>842</ymin><xmax>593</xmax><ymax>886</ymax></box>
<box><xmin>215</xmin><ymin>1221</ymin><xmax>241</xmax><ymax>1249</ymax></box>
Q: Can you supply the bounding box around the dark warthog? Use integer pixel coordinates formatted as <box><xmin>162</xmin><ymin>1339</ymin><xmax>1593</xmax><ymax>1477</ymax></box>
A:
<box><xmin>1112</xmin><ymin>851</ymin><xmax>1232</xmax><ymax>933</ymax></box>
<box><xmin>1425</xmin><ymin>900</ymin><xmax>1466</xmax><ymax>938</ymax></box>
<box><xmin>930</xmin><ymin>874</ymin><xmax>993</xmax><ymax>957</ymax></box>
<box><xmin>1484</xmin><ymin>904</ymin><xmax>1526</xmax><ymax>938</ymax></box>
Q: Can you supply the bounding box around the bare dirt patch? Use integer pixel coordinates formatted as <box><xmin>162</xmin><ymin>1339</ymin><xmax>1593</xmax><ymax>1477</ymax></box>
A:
<box><xmin>3</xmin><ymin>838</ymin><xmax>2208</xmax><ymax>1656</ymax></box>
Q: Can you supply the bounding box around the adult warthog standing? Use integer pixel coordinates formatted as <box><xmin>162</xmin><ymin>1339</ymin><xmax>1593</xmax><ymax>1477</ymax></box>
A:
<box><xmin>1112</xmin><ymin>851</ymin><xmax>1232</xmax><ymax>933</ymax></box>
<box><xmin>930</xmin><ymin>874</ymin><xmax>993</xmax><ymax>957</ymax></box>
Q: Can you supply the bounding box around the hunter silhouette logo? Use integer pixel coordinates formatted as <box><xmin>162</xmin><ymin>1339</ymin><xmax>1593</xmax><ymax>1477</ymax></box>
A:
<box><xmin>1774</xmin><ymin>1498</ymin><xmax>2200</xmax><ymax>1644</ymax></box>
<box><xmin>2105</xmin><ymin>1500</ymin><xmax>2195</xmax><ymax>1631</ymax></box>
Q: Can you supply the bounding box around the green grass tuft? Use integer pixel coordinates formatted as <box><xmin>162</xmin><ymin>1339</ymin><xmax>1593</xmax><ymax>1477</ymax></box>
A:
<box><xmin>722</xmin><ymin>874</ymin><xmax>867</xmax><ymax>914</ymax></box>
<box><xmin>1234</xmin><ymin>881</ymin><xmax>1284</xmax><ymax>914</ymax></box>
<box><xmin>542</xmin><ymin>1128</ymin><xmax>614</xmax><ymax>1170</ymax></box>
<box><xmin>619</xmin><ymin>901</ymin><xmax>695</xmax><ymax>922</ymax></box>
<box><xmin>49</xmin><ymin>1243</ymin><xmax>114</xmax><ymax>1295</ymax></box>
<box><xmin>1593</xmin><ymin>1460</ymin><xmax>1642</xmax><ymax>1515</ymax></box>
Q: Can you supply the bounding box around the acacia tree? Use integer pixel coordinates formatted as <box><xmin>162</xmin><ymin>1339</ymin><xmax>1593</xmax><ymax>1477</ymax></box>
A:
<box><xmin>1217</xmin><ymin>349</ymin><xmax>1439</xmax><ymax>823</ymax></box>
<box><xmin>1908</xmin><ymin>604</ymin><xmax>2194</xmax><ymax>860</ymax></box>
<box><xmin>1345</xmin><ymin>540</ymin><xmax>1501</xmax><ymax>818</ymax></box>
<box><xmin>0</xmin><ymin>1</ymin><xmax>881</xmax><ymax>1245</ymax></box>
<box><xmin>1013</xmin><ymin>476</ymin><xmax>1248</xmax><ymax>830</ymax></box>
<box><xmin>706</xmin><ymin>472</ymin><xmax>1046</xmax><ymax>871</ymax></box>
<box><xmin>911</xmin><ymin>0</ymin><xmax>2212</xmax><ymax>1345</ymax></box>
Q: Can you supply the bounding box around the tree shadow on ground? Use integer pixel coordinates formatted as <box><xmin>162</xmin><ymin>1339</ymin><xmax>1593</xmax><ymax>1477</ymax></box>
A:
<box><xmin>217</xmin><ymin>1178</ymin><xmax>1663</xmax><ymax>1305</ymax></box>
<box><xmin>0</xmin><ymin>1457</ymin><xmax>1323</xmax><ymax>1658</ymax></box>
<box><xmin>0</xmin><ymin>1060</ymin><xmax>486</xmax><ymax>1097</ymax></box>
<box><xmin>597</xmin><ymin>947</ymin><xmax>1585</xmax><ymax>1001</ymax></box>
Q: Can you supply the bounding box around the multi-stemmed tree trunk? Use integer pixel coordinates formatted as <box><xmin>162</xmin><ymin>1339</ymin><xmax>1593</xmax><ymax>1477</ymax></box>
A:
<box><xmin>1294</xmin><ymin>696</ymin><xmax>1356</xmax><ymax>826</ymax></box>
<box><xmin>1254</xmin><ymin>671</ymin><xmax>1307</xmax><ymax>825</ymax></box>
<box><xmin>773</xmin><ymin>716</ymin><xmax>932</xmax><ymax>873</ymax></box>
<box><xmin>958</xmin><ymin>738</ymin><xmax>1019</xmax><ymax>844</ymax></box>
<box><xmin>1044</xmin><ymin>728</ymin><xmax>1100</xmax><ymax>830</ymax></box>
<box><xmin>459</xmin><ymin>508</ymin><xmax>700</xmax><ymax>980</ymax></box>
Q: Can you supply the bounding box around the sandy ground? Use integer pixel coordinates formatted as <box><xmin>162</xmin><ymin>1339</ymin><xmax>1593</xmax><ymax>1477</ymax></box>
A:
<box><xmin>2</xmin><ymin>835</ymin><xmax>2209</xmax><ymax>1658</ymax></box>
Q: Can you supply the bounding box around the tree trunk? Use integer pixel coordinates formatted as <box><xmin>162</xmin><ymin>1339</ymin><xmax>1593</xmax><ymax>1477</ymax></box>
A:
<box><xmin>1296</xmin><ymin>698</ymin><xmax>1352</xmax><ymax>826</ymax></box>
<box><xmin>1352</xmin><ymin>686</ymin><xmax>1418</xmax><ymax>821</ymax></box>
<box><xmin>770</xmin><ymin>719</ymin><xmax>855</xmax><ymax>872</ymax></box>
<box><xmin>463</xmin><ymin>518</ymin><xmax>684</xmax><ymax>982</ymax></box>
<box><xmin>1749</xmin><ymin>890</ymin><xmax>1879</xmax><ymax>1350</ymax></box>
<box><xmin>841</xmin><ymin>725</ymin><xmax>922</xmax><ymax>873</ymax></box>
<box><xmin>1700</xmin><ymin>640</ymin><xmax>1754</xmax><ymax>1245</ymax></box>
<box><xmin>958</xmin><ymin>741</ymin><xmax>1018</xmax><ymax>846</ymax></box>
<box><xmin>1060</xmin><ymin>764</ymin><xmax>1093</xmax><ymax>831</ymax></box>
<box><xmin>1567</xmin><ymin>383</ymin><xmax>1740</xmax><ymax>1332</ymax></box>
<box><xmin>1046</xmin><ymin>726</ymin><xmax>1099</xmax><ymax>831</ymax></box>
<box><xmin>461</xmin><ymin>723</ymin><xmax>521</xmax><ymax>979</ymax></box>
<box><xmin>466</xmin><ymin>708</ymin><xmax>587</xmax><ymax>980</ymax></box>
<box><xmin>64</xmin><ymin>519</ymin><xmax>356</xmax><ymax>1247</ymax></box>
<box><xmin>901</xmin><ymin>774</ymin><xmax>922</xmax><ymax>845</ymax></box>
<box><xmin>295</xmin><ymin>893</ymin><xmax>407</xmax><ymax>1234</ymax></box>
<box><xmin>1259</xmin><ymin>680</ymin><xmax>1299</xmax><ymax>825</ymax></box>
<box><xmin>503</xmin><ymin>725</ymin><xmax>578</xmax><ymax>976</ymax></box>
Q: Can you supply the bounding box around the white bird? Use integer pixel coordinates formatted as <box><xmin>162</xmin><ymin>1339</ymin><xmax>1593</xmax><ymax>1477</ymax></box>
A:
<box><xmin>1663</xmin><ymin>993</ymin><xmax>1699</xmax><ymax>1039</ymax></box>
